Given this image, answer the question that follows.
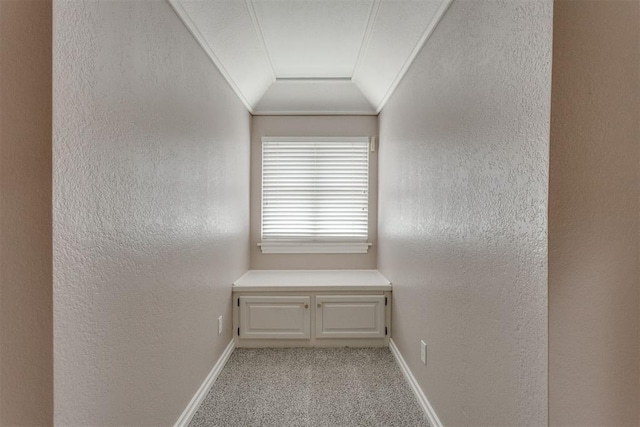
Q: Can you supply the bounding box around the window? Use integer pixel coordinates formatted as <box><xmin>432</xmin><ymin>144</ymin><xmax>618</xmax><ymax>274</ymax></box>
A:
<box><xmin>260</xmin><ymin>136</ymin><xmax>370</xmax><ymax>254</ymax></box>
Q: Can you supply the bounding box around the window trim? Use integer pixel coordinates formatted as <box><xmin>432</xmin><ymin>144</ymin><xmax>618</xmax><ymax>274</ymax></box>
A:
<box><xmin>260</xmin><ymin>136</ymin><xmax>372</xmax><ymax>254</ymax></box>
<box><xmin>258</xmin><ymin>241</ymin><xmax>372</xmax><ymax>254</ymax></box>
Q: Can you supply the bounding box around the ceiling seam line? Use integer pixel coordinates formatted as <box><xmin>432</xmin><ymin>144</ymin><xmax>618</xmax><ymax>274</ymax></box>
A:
<box><xmin>251</xmin><ymin>112</ymin><xmax>380</xmax><ymax>117</ymax></box>
<box><xmin>275</xmin><ymin>77</ymin><xmax>352</xmax><ymax>82</ymax></box>
<box><xmin>351</xmin><ymin>0</ymin><xmax>381</xmax><ymax>81</ymax></box>
<box><xmin>244</xmin><ymin>0</ymin><xmax>277</xmax><ymax>82</ymax></box>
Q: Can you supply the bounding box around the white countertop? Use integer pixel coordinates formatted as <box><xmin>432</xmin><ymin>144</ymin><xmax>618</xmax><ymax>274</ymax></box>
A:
<box><xmin>233</xmin><ymin>270</ymin><xmax>392</xmax><ymax>292</ymax></box>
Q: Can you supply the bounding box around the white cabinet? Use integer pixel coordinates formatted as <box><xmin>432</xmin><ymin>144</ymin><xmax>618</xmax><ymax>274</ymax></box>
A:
<box><xmin>232</xmin><ymin>270</ymin><xmax>392</xmax><ymax>347</ymax></box>
<box><xmin>234</xmin><ymin>293</ymin><xmax>390</xmax><ymax>347</ymax></box>
<box><xmin>239</xmin><ymin>296</ymin><xmax>311</xmax><ymax>339</ymax></box>
<box><xmin>315</xmin><ymin>295</ymin><xmax>386</xmax><ymax>338</ymax></box>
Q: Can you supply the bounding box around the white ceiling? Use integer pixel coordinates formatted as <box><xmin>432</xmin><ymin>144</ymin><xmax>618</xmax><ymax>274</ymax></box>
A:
<box><xmin>170</xmin><ymin>0</ymin><xmax>452</xmax><ymax>115</ymax></box>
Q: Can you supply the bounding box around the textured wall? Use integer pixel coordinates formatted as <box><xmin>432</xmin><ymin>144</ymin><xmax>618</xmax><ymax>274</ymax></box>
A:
<box><xmin>0</xmin><ymin>0</ymin><xmax>53</xmax><ymax>424</ymax></box>
<box><xmin>377</xmin><ymin>1</ymin><xmax>552</xmax><ymax>425</ymax></box>
<box><xmin>250</xmin><ymin>115</ymin><xmax>378</xmax><ymax>270</ymax></box>
<box><xmin>548</xmin><ymin>1</ymin><xmax>640</xmax><ymax>425</ymax></box>
<box><xmin>53</xmin><ymin>1</ymin><xmax>250</xmax><ymax>424</ymax></box>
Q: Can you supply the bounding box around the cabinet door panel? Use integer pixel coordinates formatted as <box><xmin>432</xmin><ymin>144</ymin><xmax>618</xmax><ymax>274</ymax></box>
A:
<box><xmin>315</xmin><ymin>295</ymin><xmax>385</xmax><ymax>338</ymax></box>
<box><xmin>239</xmin><ymin>296</ymin><xmax>310</xmax><ymax>339</ymax></box>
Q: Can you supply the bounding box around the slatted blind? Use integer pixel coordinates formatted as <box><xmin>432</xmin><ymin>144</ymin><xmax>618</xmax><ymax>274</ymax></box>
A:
<box><xmin>262</xmin><ymin>137</ymin><xmax>369</xmax><ymax>242</ymax></box>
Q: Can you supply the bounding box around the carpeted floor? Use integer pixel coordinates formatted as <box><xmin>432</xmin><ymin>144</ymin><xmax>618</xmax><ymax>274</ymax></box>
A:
<box><xmin>189</xmin><ymin>347</ymin><xmax>428</xmax><ymax>427</ymax></box>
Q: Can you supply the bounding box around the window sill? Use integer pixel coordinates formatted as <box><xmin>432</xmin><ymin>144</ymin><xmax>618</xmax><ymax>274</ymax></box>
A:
<box><xmin>258</xmin><ymin>242</ymin><xmax>372</xmax><ymax>254</ymax></box>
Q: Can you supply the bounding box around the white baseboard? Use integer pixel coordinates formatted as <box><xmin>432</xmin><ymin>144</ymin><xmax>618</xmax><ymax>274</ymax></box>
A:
<box><xmin>389</xmin><ymin>338</ymin><xmax>443</xmax><ymax>427</ymax></box>
<box><xmin>174</xmin><ymin>340</ymin><xmax>235</xmax><ymax>427</ymax></box>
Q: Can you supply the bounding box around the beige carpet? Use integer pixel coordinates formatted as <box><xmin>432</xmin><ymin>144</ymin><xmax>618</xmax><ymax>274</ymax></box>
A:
<box><xmin>189</xmin><ymin>347</ymin><xmax>428</xmax><ymax>427</ymax></box>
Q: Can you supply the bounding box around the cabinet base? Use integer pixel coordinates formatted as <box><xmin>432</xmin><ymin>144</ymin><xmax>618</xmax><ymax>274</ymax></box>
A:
<box><xmin>235</xmin><ymin>337</ymin><xmax>389</xmax><ymax>348</ymax></box>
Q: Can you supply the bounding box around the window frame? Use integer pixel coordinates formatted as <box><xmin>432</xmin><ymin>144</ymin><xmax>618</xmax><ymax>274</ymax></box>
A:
<box><xmin>259</xmin><ymin>136</ymin><xmax>372</xmax><ymax>254</ymax></box>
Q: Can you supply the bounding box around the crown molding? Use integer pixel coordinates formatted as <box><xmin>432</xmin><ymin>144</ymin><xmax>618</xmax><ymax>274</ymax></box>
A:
<box><xmin>167</xmin><ymin>0</ymin><xmax>255</xmax><ymax>113</ymax></box>
<box><xmin>374</xmin><ymin>0</ymin><xmax>454</xmax><ymax>113</ymax></box>
<box><xmin>169</xmin><ymin>0</ymin><xmax>453</xmax><ymax>117</ymax></box>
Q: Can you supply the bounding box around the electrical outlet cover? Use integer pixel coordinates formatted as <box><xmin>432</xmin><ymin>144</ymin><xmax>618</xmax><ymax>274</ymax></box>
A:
<box><xmin>420</xmin><ymin>340</ymin><xmax>426</xmax><ymax>364</ymax></box>
<box><xmin>218</xmin><ymin>316</ymin><xmax>223</xmax><ymax>335</ymax></box>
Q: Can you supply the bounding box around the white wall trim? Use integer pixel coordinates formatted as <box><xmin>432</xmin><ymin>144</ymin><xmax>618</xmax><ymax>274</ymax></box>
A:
<box><xmin>166</xmin><ymin>0</ymin><xmax>255</xmax><ymax>113</ymax></box>
<box><xmin>389</xmin><ymin>338</ymin><xmax>443</xmax><ymax>427</ymax></box>
<box><xmin>374</xmin><ymin>0</ymin><xmax>454</xmax><ymax>113</ymax></box>
<box><xmin>174</xmin><ymin>340</ymin><xmax>235</xmax><ymax>427</ymax></box>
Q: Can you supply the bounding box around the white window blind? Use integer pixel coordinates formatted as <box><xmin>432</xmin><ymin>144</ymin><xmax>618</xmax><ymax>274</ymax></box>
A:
<box><xmin>261</xmin><ymin>137</ymin><xmax>369</xmax><ymax>249</ymax></box>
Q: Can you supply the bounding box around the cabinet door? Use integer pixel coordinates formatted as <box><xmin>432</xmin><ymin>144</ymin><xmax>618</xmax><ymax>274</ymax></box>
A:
<box><xmin>239</xmin><ymin>296</ymin><xmax>310</xmax><ymax>339</ymax></box>
<box><xmin>315</xmin><ymin>295</ymin><xmax>385</xmax><ymax>338</ymax></box>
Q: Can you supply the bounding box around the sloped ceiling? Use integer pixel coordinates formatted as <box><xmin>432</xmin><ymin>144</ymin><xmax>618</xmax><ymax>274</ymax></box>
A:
<box><xmin>169</xmin><ymin>0</ymin><xmax>452</xmax><ymax>115</ymax></box>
